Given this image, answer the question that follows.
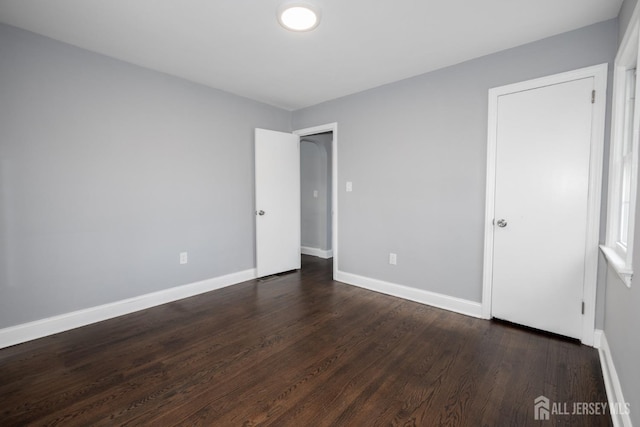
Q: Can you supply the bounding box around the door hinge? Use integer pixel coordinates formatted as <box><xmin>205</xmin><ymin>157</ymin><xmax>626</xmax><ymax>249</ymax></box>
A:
<box><xmin>591</xmin><ymin>90</ymin><xmax>595</xmax><ymax>104</ymax></box>
<box><xmin>581</xmin><ymin>301</ymin><xmax>585</xmax><ymax>315</ymax></box>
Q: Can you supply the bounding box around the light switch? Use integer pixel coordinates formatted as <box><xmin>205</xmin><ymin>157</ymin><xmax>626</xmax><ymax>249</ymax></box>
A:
<box><xmin>346</xmin><ymin>181</ymin><xmax>353</xmax><ymax>192</ymax></box>
<box><xmin>313</xmin><ymin>190</ymin><xmax>318</xmax><ymax>198</ymax></box>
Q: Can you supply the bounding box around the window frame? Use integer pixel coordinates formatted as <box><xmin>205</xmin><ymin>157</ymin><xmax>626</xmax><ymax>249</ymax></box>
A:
<box><xmin>602</xmin><ymin>15</ymin><xmax>640</xmax><ymax>288</ymax></box>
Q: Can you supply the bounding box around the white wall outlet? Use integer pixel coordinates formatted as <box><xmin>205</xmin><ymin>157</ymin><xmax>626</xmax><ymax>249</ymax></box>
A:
<box><xmin>179</xmin><ymin>252</ymin><xmax>188</xmax><ymax>265</ymax></box>
<box><xmin>389</xmin><ymin>253</ymin><xmax>397</xmax><ymax>265</ymax></box>
<box><xmin>313</xmin><ymin>190</ymin><xmax>318</xmax><ymax>198</ymax></box>
<box><xmin>346</xmin><ymin>181</ymin><xmax>353</xmax><ymax>192</ymax></box>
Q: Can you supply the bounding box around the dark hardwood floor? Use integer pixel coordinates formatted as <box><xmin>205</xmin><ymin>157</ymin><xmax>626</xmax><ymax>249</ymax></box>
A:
<box><xmin>0</xmin><ymin>256</ymin><xmax>611</xmax><ymax>426</ymax></box>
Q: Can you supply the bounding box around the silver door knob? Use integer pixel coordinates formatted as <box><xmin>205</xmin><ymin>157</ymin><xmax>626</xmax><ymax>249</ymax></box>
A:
<box><xmin>496</xmin><ymin>219</ymin><xmax>507</xmax><ymax>228</ymax></box>
<box><xmin>257</xmin><ymin>210</ymin><xmax>265</xmax><ymax>216</ymax></box>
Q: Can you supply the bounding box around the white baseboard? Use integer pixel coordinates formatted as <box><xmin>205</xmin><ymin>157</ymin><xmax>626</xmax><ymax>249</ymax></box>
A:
<box><xmin>594</xmin><ymin>329</ymin><xmax>603</xmax><ymax>348</ymax></box>
<box><xmin>596</xmin><ymin>329</ymin><xmax>633</xmax><ymax>427</ymax></box>
<box><xmin>334</xmin><ymin>270</ymin><xmax>483</xmax><ymax>318</ymax></box>
<box><xmin>0</xmin><ymin>268</ymin><xmax>257</xmax><ymax>350</ymax></box>
<box><xmin>301</xmin><ymin>246</ymin><xmax>333</xmax><ymax>259</ymax></box>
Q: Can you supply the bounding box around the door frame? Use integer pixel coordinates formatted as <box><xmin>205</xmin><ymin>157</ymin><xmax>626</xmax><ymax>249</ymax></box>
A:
<box><xmin>294</xmin><ymin>122</ymin><xmax>338</xmax><ymax>278</ymax></box>
<box><xmin>481</xmin><ymin>64</ymin><xmax>607</xmax><ymax>346</ymax></box>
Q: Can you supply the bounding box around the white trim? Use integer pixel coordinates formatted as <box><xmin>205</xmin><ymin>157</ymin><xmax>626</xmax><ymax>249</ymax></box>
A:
<box><xmin>481</xmin><ymin>86</ymin><xmax>499</xmax><ymax>320</ymax></box>
<box><xmin>596</xmin><ymin>330</ymin><xmax>633</xmax><ymax>427</ymax></box>
<box><xmin>593</xmin><ymin>329</ymin><xmax>603</xmax><ymax>348</ymax></box>
<box><xmin>0</xmin><ymin>268</ymin><xmax>257</xmax><ymax>350</ymax></box>
<box><xmin>293</xmin><ymin>123</ymin><xmax>338</xmax><ymax>278</ymax></box>
<box><xmin>301</xmin><ymin>246</ymin><xmax>333</xmax><ymax>259</ymax></box>
<box><xmin>482</xmin><ymin>64</ymin><xmax>608</xmax><ymax>346</ymax></box>
<box><xmin>600</xmin><ymin>245</ymin><xmax>634</xmax><ymax>287</ymax></box>
<box><xmin>335</xmin><ymin>270</ymin><xmax>483</xmax><ymax>318</ymax></box>
<box><xmin>603</xmin><ymin>6</ymin><xmax>640</xmax><ymax>290</ymax></box>
<box><xmin>582</xmin><ymin>64</ymin><xmax>608</xmax><ymax>346</ymax></box>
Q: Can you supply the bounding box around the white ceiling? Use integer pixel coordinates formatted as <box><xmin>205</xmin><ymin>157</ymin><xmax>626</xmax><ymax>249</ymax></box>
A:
<box><xmin>0</xmin><ymin>0</ymin><xmax>623</xmax><ymax>110</ymax></box>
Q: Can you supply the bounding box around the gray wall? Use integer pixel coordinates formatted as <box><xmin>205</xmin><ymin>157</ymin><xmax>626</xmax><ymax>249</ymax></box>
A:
<box><xmin>602</xmin><ymin>2</ymin><xmax>640</xmax><ymax>424</ymax></box>
<box><xmin>300</xmin><ymin>132</ymin><xmax>332</xmax><ymax>252</ymax></box>
<box><xmin>619</xmin><ymin>0</ymin><xmax>638</xmax><ymax>41</ymax></box>
<box><xmin>293</xmin><ymin>20</ymin><xmax>618</xmax><ymax>304</ymax></box>
<box><xmin>604</xmin><ymin>266</ymin><xmax>640</xmax><ymax>425</ymax></box>
<box><xmin>0</xmin><ymin>24</ymin><xmax>291</xmax><ymax>328</ymax></box>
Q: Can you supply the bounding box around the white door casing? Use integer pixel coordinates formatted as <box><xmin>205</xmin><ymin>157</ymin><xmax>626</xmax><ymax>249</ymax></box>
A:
<box><xmin>294</xmin><ymin>123</ymin><xmax>339</xmax><ymax>277</ymax></box>
<box><xmin>482</xmin><ymin>64</ymin><xmax>607</xmax><ymax>345</ymax></box>
<box><xmin>255</xmin><ymin>128</ymin><xmax>301</xmax><ymax>278</ymax></box>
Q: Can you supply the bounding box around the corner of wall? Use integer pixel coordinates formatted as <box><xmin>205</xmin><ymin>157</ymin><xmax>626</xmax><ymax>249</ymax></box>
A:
<box><xmin>596</xmin><ymin>329</ymin><xmax>633</xmax><ymax>427</ymax></box>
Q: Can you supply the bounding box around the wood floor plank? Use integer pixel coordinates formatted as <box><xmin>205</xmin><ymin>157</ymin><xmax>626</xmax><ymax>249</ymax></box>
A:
<box><xmin>165</xmin><ymin>291</ymin><xmax>413</xmax><ymax>425</ymax></box>
<box><xmin>258</xmin><ymin>300</ymin><xmax>441</xmax><ymax>427</ymax></box>
<box><xmin>116</xmin><ymin>283</ymin><xmax>390</xmax><ymax>425</ymax></box>
<box><xmin>0</xmin><ymin>256</ymin><xmax>611</xmax><ymax>426</ymax></box>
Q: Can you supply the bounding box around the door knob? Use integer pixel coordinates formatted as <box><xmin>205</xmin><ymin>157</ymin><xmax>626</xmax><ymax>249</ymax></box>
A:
<box><xmin>496</xmin><ymin>219</ymin><xmax>507</xmax><ymax>228</ymax></box>
<box><xmin>257</xmin><ymin>210</ymin><xmax>265</xmax><ymax>216</ymax></box>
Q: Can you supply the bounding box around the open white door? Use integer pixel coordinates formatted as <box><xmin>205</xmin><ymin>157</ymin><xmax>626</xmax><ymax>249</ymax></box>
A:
<box><xmin>255</xmin><ymin>128</ymin><xmax>301</xmax><ymax>278</ymax></box>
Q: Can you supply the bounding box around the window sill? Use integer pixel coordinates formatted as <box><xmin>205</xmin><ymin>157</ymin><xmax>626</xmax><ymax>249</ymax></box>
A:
<box><xmin>600</xmin><ymin>245</ymin><xmax>632</xmax><ymax>288</ymax></box>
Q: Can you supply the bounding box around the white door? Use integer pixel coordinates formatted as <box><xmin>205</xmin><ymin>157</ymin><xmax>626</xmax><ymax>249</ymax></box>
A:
<box><xmin>491</xmin><ymin>77</ymin><xmax>595</xmax><ymax>339</ymax></box>
<box><xmin>255</xmin><ymin>128</ymin><xmax>301</xmax><ymax>278</ymax></box>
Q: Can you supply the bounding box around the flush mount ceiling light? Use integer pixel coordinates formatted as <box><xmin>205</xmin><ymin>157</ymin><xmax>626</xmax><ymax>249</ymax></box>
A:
<box><xmin>277</xmin><ymin>2</ymin><xmax>321</xmax><ymax>32</ymax></box>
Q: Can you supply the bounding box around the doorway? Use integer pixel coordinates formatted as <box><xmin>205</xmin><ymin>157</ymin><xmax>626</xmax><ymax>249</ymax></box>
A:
<box><xmin>295</xmin><ymin>123</ymin><xmax>338</xmax><ymax>277</ymax></box>
<box><xmin>300</xmin><ymin>132</ymin><xmax>333</xmax><ymax>260</ymax></box>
